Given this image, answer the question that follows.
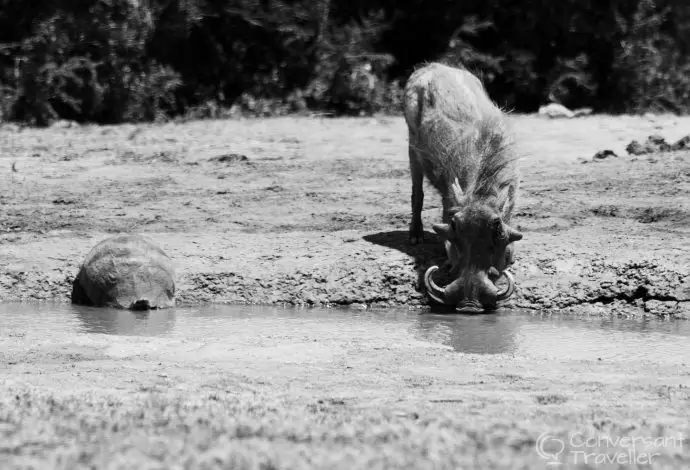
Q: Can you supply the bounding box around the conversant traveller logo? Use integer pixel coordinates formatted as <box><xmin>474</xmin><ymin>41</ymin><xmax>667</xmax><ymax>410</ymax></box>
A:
<box><xmin>536</xmin><ymin>432</ymin><xmax>566</xmax><ymax>465</ymax></box>
<box><xmin>535</xmin><ymin>431</ymin><xmax>685</xmax><ymax>466</ymax></box>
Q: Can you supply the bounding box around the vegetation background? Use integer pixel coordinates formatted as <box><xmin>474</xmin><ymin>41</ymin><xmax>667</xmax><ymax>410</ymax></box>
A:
<box><xmin>1</xmin><ymin>0</ymin><xmax>689</xmax><ymax>125</ymax></box>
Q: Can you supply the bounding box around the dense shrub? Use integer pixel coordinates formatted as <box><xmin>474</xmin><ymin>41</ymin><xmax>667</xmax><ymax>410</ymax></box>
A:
<box><xmin>610</xmin><ymin>0</ymin><xmax>690</xmax><ymax>113</ymax></box>
<box><xmin>0</xmin><ymin>0</ymin><xmax>689</xmax><ymax>124</ymax></box>
<box><xmin>4</xmin><ymin>0</ymin><xmax>182</xmax><ymax>125</ymax></box>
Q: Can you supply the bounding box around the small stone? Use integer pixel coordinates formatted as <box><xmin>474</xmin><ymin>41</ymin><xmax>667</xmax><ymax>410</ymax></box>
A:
<box><xmin>672</xmin><ymin>284</ymin><xmax>690</xmax><ymax>302</ymax></box>
<box><xmin>209</xmin><ymin>153</ymin><xmax>248</xmax><ymax>164</ymax></box>
<box><xmin>676</xmin><ymin>302</ymin><xmax>690</xmax><ymax>319</ymax></box>
<box><xmin>646</xmin><ymin>135</ymin><xmax>671</xmax><ymax>152</ymax></box>
<box><xmin>671</xmin><ymin>135</ymin><xmax>690</xmax><ymax>151</ymax></box>
<box><xmin>538</xmin><ymin>103</ymin><xmax>575</xmax><ymax>119</ymax></box>
<box><xmin>626</xmin><ymin>140</ymin><xmax>646</xmax><ymax>155</ymax></box>
<box><xmin>644</xmin><ymin>300</ymin><xmax>677</xmax><ymax>315</ymax></box>
<box><xmin>593</xmin><ymin>149</ymin><xmax>618</xmax><ymax>161</ymax></box>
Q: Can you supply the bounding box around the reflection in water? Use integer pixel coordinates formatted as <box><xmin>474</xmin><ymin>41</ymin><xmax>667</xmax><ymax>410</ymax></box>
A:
<box><xmin>1</xmin><ymin>302</ymin><xmax>690</xmax><ymax>362</ymax></box>
<box><xmin>415</xmin><ymin>312</ymin><xmax>521</xmax><ymax>354</ymax></box>
<box><xmin>73</xmin><ymin>305</ymin><xmax>176</xmax><ymax>336</ymax></box>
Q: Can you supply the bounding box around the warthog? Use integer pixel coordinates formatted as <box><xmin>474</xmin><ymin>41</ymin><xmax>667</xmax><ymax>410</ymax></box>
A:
<box><xmin>71</xmin><ymin>234</ymin><xmax>176</xmax><ymax>310</ymax></box>
<box><xmin>404</xmin><ymin>62</ymin><xmax>523</xmax><ymax>313</ymax></box>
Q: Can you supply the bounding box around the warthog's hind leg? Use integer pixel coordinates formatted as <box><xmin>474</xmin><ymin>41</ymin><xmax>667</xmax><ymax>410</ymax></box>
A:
<box><xmin>409</xmin><ymin>145</ymin><xmax>425</xmax><ymax>244</ymax></box>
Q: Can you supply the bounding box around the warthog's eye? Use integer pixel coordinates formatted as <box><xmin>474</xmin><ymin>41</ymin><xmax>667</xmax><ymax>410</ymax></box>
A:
<box><xmin>490</xmin><ymin>216</ymin><xmax>503</xmax><ymax>239</ymax></box>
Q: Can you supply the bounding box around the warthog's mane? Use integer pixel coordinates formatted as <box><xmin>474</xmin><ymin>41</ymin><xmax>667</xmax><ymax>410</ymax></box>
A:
<box><xmin>471</xmin><ymin>121</ymin><xmax>520</xmax><ymax>201</ymax></box>
<box><xmin>413</xmin><ymin>113</ymin><xmax>519</xmax><ymax>204</ymax></box>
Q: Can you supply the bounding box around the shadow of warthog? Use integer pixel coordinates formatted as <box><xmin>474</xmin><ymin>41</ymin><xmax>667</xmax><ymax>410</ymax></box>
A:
<box><xmin>363</xmin><ymin>229</ymin><xmax>464</xmax><ymax>313</ymax></box>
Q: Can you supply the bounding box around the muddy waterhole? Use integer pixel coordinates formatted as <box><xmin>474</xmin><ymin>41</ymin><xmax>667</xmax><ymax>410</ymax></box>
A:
<box><xmin>2</xmin><ymin>303</ymin><xmax>689</xmax><ymax>363</ymax></box>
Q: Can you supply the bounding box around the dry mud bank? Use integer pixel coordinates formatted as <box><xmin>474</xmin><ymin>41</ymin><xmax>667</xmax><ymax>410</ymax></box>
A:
<box><xmin>0</xmin><ymin>115</ymin><xmax>688</xmax><ymax>316</ymax></box>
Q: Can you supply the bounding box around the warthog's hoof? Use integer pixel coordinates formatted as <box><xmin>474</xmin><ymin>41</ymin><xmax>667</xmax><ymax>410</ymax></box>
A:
<box><xmin>409</xmin><ymin>234</ymin><xmax>424</xmax><ymax>245</ymax></box>
<box><xmin>409</xmin><ymin>226</ymin><xmax>425</xmax><ymax>245</ymax></box>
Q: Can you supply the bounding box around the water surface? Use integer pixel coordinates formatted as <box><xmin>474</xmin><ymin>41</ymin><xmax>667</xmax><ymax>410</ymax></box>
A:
<box><xmin>1</xmin><ymin>303</ymin><xmax>689</xmax><ymax>364</ymax></box>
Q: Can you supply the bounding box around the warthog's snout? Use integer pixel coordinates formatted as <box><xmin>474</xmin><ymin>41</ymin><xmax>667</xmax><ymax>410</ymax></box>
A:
<box><xmin>424</xmin><ymin>266</ymin><xmax>515</xmax><ymax>313</ymax></box>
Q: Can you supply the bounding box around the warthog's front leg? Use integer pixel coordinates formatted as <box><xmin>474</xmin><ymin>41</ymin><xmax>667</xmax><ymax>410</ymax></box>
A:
<box><xmin>443</xmin><ymin>240</ymin><xmax>462</xmax><ymax>275</ymax></box>
<box><xmin>439</xmin><ymin>178</ymin><xmax>463</xmax><ymax>273</ymax></box>
<box><xmin>409</xmin><ymin>145</ymin><xmax>425</xmax><ymax>244</ymax></box>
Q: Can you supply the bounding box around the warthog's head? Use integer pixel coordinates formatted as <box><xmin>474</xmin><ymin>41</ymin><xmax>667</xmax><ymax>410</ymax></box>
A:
<box><xmin>425</xmin><ymin>185</ymin><xmax>523</xmax><ymax>313</ymax></box>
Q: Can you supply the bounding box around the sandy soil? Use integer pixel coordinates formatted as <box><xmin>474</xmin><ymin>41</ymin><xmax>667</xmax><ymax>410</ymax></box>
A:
<box><xmin>1</xmin><ymin>115</ymin><xmax>690</xmax><ymax>468</ymax></box>
<box><xmin>1</xmin><ymin>114</ymin><xmax>688</xmax><ymax>316</ymax></box>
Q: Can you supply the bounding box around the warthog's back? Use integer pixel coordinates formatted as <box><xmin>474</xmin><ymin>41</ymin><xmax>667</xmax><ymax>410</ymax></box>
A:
<box><xmin>72</xmin><ymin>234</ymin><xmax>176</xmax><ymax>310</ymax></box>
<box><xmin>404</xmin><ymin>63</ymin><xmax>503</xmax><ymax>134</ymax></box>
<box><xmin>403</xmin><ymin>63</ymin><xmax>513</xmax><ymax>203</ymax></box>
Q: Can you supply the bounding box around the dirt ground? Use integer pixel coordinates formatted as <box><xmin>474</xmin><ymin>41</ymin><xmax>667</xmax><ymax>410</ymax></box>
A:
<box><xmin>0</xmin><ymin>114</ymin><xmax>688</xmax><ymax>316</ymax></box>
<box><xmin>1</xmin><ymin>115</ymin><xmax>690</xmax><ymax>469</ymax></box>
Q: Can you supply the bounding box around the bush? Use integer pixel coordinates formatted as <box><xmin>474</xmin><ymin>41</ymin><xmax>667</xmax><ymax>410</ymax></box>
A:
<box><xmin>120</xmin><ymin>63</ymin><xmax>182</xmax><ymax>122</ymax></box>
<box><xmin>1</xmin><ymin>0</ymin><xmax>690</xmax><ymax>123</ymax></box>
<box><xmin>305</xmin><ymin>11</ymin><xmax>399</xmax><ymax>116</ymax></box>
<box><xmin>611</xmin><ymin>0</ymin><xmax>690</xmax><ymax>113</ymax></box>
<box><xmin>6</xmin><ymin>0</ymin><xmax>181</xmax><ymax>125</ymax></box>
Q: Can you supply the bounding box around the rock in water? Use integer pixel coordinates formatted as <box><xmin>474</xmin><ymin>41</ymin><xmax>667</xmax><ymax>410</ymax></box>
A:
<box><xmin>72</xmin><ymin>234</ymin><xmax>176</xmax><ymax>309</ymax></box>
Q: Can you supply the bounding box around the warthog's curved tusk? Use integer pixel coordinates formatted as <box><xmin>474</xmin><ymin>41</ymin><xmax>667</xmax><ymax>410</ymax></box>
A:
<box><xmin>424</xmin><ymin>265</ymin><xmax>449</xmax><ymax>305</ymax></box>
<box><xmin>495</xmin><ymin>270</ymin><xmax>516</xmax><ymax>301</ymax></box>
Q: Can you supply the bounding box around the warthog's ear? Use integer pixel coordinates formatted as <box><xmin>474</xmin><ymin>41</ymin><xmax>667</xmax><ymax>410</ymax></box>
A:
<box><xmin>506</xmin><ymin>226</ymin><xmax>523</xmax><ymax>242</ymax></box>
<box><xmin>492</xmin><ymin>216</ymin><xmax>523</xmax><ymax>243</ymax></box>
<box><xmin>432</xmin><ymin>223</ymin><xmax>451</xmax><ymax>238</ymax></box>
